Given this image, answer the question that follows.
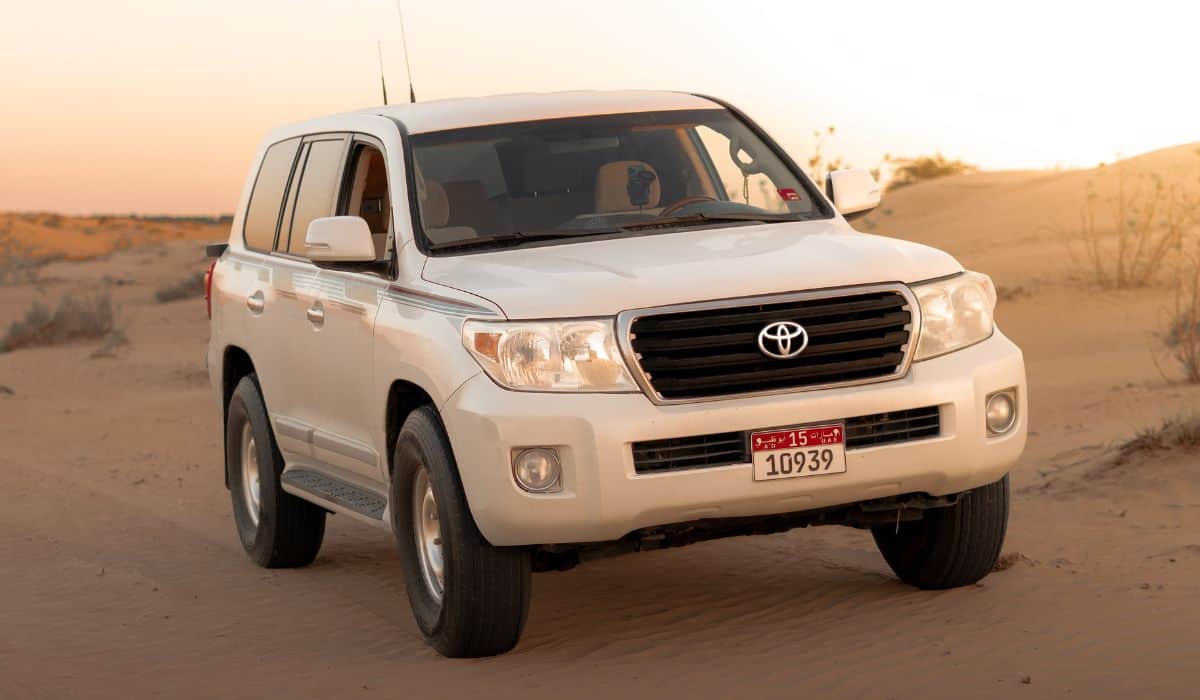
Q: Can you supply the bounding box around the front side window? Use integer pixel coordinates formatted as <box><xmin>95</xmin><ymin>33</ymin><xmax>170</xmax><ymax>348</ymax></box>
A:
<box><xmin>410</xmin><ymin>109</ymin><xmax>827</xmax><ymax>254</ymax></box>
<box><xmin>339</xmin><ymin>143</ymin><xmax>391</xmax><ymax>260</ymax></box>
<box><xmin>243</xmin><ymin>138</ymin><xmax>301</xmax><ymax>251</ymax></box>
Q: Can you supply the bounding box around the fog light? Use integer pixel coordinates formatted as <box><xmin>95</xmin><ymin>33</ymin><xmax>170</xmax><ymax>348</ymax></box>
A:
<box><xmin>512</xmin><ymin>448</ymin><xmax>562</xmax><ymax>493</ymax></box>
<box><xmin>985</xmin><ymin>390</ymin><xmax>1017</xmax><ymax>435</ymax></box>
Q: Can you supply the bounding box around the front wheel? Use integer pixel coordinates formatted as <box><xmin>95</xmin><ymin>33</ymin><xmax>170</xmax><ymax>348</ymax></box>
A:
<box><xmin>391</xmin><ymin>406</ymin><xmax>532</xmax><ymax>657</ymax></box>
<box><xmin>872</xmin><ymin>475</ymin><xmax>1009</xmax><ymax>589</ymax></box>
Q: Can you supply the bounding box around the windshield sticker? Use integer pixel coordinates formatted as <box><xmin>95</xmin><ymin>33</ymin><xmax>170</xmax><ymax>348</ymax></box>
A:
<box><xmin>778</xmin><ymin>188</ymin><xmax>801</xmax><ymax>201</ymax></box>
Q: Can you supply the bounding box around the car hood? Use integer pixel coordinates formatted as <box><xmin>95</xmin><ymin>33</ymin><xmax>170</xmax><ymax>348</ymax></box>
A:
<box><xmin>421</xmin><ymin>220</ymin><xmax>962</xmax><ymax>318</ymax></box>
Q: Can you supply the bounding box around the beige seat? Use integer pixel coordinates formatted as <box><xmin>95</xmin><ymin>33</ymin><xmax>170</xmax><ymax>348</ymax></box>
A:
<box><xmin>443</xmin><ymin>180</ymin><xmax>499</xmax><ymax>233</ymax></box>
<box><xmin>594</xmin><ymin>160</ymin><xmax>661</xmax><ymax>213</ymax></box>
<box><xmin>419</xmin><ymin>177</ymin><xmax>478</xmax><ymax>245</ymax></box>
<box><xmin>346</xmin><ymin>148</ymin><xmax>391</xmax><ymax>258</ymax></box>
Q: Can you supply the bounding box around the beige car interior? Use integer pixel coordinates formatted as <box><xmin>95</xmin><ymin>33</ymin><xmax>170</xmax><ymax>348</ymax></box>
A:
<box><xmin>345</xmin><ymin>146</ymin><xmax>392</xmax><ymax>259</ymax></box>
<box><xmin>419</xmin><ymin>177</ymin><xmax>480</xmax><ymax>246</ymax></box>
<box><xmin>417</xmin><ymin>158</ymin><xmax>676</xmax><ymax>245</ymax></box>
<box><xmin>594</xmin><ymin>160</ymin><xmax>661</xmax><ymax>213</ymax></box>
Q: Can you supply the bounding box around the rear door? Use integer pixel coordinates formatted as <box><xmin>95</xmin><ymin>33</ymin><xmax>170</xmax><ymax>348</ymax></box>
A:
<box><xmin>223</xmin><ymin>137</ymin><xmax>302</xmax><ymax>449</ymax></box>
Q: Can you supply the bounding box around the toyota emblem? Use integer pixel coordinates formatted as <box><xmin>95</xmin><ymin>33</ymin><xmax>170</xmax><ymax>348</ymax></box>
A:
<box><xmin>758</xmin><ymin>321</ymin><xmax>808</xmax><ymax>359</ymax></box>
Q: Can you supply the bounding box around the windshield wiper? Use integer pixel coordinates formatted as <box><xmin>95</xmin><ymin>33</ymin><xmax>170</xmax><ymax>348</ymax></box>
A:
<box><xmin>426</xmin><ymin>228</ymin><xmax>620</xmax><ymax>253</ymax></box>
<box><xmin>617</xmin><ymin>212</ymin><xmax>810</xmax><ymax>232</ymax></box>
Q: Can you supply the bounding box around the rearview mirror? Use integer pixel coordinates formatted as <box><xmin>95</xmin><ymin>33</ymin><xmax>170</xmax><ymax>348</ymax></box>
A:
<box><xmin>305</xmin><ymin>216</ymin><xmax>375</xmax><ymax>262</ymax></box>
<box><xmin>825</xmin><ymin>169</ymin><xmax>881</xmax><ymax>221</ymax></box>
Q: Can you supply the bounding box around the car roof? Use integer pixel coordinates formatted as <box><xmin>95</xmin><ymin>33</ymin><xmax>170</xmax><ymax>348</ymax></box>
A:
<box><xmin>371</xmin><ymin>90</ymin><xmax>720</xmax><ymax>134</ymax></box>
<box><xmin>291</xmin><ymin>90</ymin><xmax>723</xmax><ymax>136</ymax></box>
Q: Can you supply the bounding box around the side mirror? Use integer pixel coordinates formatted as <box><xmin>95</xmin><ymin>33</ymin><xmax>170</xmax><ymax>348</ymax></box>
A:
<box><xmin>825</xmin><ymin>169</ymin><xmax>881</xmax><ymax>221</ymax></box>
<box><xmin>304</xmin><ymin>216</ymin><xmax>375</xmax><ymax>262</ymax></box>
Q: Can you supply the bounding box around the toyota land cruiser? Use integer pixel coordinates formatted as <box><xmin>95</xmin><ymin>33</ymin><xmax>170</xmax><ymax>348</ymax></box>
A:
<box><xmin>206</xmin><ymin>90</ymin><xmax>1026</xmax><ymax>657</ymax></box>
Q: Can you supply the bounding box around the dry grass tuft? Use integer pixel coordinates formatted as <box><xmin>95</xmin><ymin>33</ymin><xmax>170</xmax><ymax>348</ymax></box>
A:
<box><xmin>89</xmin><ymin>328</ymin><xmax>130</xmax><ymax>359</ymax></box>
<box><xmin>1160</xmin><ymin>242</ymin><xmax>1200</xmax><ymax>382</ymax></box>
<box><xmin>1114</xmin><ymin>415</ymin><xmax>1200</xmax><ymax>465</ymax></box>
<box><xmin>154</xmin><ymin>273</ymin><xmax>205</xmax><ymax>303</ymax></box>
<box><xmin>0</xmin><ymin>231</ymin><xmax>50</xmax><ymax>286</ymax></box>
<box><xmin>0</xmin><ymin>293</ymin><xmax>119</xmax><ymax>353</ymax></box>
<box><xmin>1068</xmin><ymin>166</ymin><xmax>1199</xmax><ymax>289</ymax></box>
<box><xmin>996</xmin><ymin>285</ymin><xmax>1030</xmax><ymax>302</ymax></box>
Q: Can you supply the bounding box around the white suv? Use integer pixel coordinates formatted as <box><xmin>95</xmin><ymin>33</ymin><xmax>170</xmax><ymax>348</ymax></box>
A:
<box><xmin>206</xmin><ymin>90</ymin><xmax>1026</xmax><ymax>657</ymax></box>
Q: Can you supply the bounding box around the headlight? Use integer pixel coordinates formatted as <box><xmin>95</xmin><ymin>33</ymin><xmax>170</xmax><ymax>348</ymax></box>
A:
<box><xmin>462</xmin><ymin>319</ymin><xmax>638</xmax><ymax>392</ymax></box>
<box><xmin>912</xmin><ymin>271</ymin><xmax>997</xmax><ymax>361</ymax></box>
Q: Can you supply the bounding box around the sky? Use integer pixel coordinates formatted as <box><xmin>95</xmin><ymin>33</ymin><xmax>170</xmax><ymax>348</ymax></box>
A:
<box><xmin>1</xmin><ymin>0</ymin><xmax>1197</xmax><ymax>215</ymax></box>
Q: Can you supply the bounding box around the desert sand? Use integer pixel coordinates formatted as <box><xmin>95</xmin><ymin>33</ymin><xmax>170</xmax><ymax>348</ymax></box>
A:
<box><xmin>2</xmin><ymin>147</ymin><xmax>1199</xmax><ymax>699</ymax></box>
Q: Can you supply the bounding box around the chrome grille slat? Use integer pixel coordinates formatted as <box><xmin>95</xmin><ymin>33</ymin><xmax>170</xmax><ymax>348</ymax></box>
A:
<box><xmin>620</xmin><ymin>286</ymin><xmax>915</xmax><ymax>403</ymax></box>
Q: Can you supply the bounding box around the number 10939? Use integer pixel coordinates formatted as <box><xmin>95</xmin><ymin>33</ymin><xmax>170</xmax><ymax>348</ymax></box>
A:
<box><xmin>750</xmin><ymin>424</ymin><xmax>847</xmax><ymax>481</ymax></box>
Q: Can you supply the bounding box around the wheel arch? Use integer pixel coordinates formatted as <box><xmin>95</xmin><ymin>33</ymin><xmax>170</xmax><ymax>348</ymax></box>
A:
<box><xmin>221</xmin><ymin>345</ymin><xmax>257</xmax><ymax>488</ymax></box>
<box><xmin>385</xmin><ymin>379</ymin><xmax>436</xmax><ymax>478</ymax></box>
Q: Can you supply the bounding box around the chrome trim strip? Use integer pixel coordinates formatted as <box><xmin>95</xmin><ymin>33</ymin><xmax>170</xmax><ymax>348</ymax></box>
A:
<box><xmin>224</xmin><ymin>250</ymin><xmax>273</xmax><ymax>275</ymax></box>
<box><xmin>615</xmin><ymin>283</ymin><xmax>920</xmax><ymax>406</ymax></box>
<box><xmin>274</xmin><ymin>416</ymin><xmax>313</xmax><ymax>443</ymax></box>
<box><xmin>312</xmin><ymin>431</ymin><xmax>379</xmax><ymax>466</ymax></box>
<box><xmin>382</xmin><ymin>285</ymin><xmax>501</xmax><ymax>318</ymax></box>
<box><xmin>326</xmin><ymin>299</ymin><xmax>368</xmax><ymax>316</ymax></box>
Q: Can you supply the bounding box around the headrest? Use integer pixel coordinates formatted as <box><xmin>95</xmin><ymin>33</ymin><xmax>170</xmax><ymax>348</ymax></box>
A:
<box><xmin>442</xmin><ymin>180</ymin><xmax>489</xmax><ymax>209</ymax></box>
<box><xmin>419</xmin><ymin>179</ymin><xmax>449</xmax><ymax>228</ymax></box>
<box><xmin>595</xmin><ymin>160</ymin><xmax>660</xmax><ymax>212</ymax></box>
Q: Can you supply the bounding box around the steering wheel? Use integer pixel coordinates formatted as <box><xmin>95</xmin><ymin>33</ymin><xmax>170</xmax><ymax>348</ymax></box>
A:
<box><xmin>658</xmin><ymin>195</ymin><xmax>717</xmax><ymax>217</ymax></box>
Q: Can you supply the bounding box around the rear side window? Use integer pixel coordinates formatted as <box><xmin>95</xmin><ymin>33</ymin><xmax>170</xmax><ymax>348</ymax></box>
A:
<box><xmin>284</xmin><ymin>137</ymin><xmax>347</xmax><ymax>255</ymax></box>
<box><xmin>243</xmin><ymin>138</ymin><xmax>301</xmax><ymax>251</ymax></box>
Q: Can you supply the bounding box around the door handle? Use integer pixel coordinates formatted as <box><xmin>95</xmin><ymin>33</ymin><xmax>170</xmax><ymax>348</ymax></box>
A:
<box><xmin>306</xmin><ymin>301</ymin><xmax>325</xmax><ymax>327</ymax></box>
<box><xmin>246</xmin><ymin>290</ymin><xmax>265</xmax><ymax>313</ymax></box>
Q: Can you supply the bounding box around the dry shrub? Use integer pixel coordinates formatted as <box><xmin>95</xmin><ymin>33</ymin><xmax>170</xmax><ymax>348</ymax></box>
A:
<box><xmin>1115</xmin><ymin>415</ymin><xmax>1200</xmax><ymax>465</ymax></box>
<box><xmin>886</xmin><ymin>154</ymin><xmax>976</xmax><ymax>191</ymax></box>
<box><xmin>90</xmin><ymin>328</ymin><xmax>130</xmax><ymax>359</ymax></box>
<box><xmin>1161</xmin><ymin>242</ymin><xmax>1200</xmax><ymax>382</ymax></box>
<box><xmin>806</xmin><ymin>125</ymin><xmax>848</xmax><ymax>185</ymax></box>
<box><xmin>1069</xmin><ymin>166</ymin><xmax>1199</xmax><ymax>289</ymax></box>
<box><xmin>154</xmin><ymin>273</ymin><xmax>205</xmax><ymax>303</ymax></box>
<box><xmin>0</xmin><ymin>233</ymin><xmax>45</xmax><ymax>285</ymax></box>
<box><xmin>996</xmin><ymin>285</ymin><xmax>1029</xmax><ymax>302</ymax></box>
<box><xmin>0</xmin><ymin>293</ymin><xmax>118</xmax><ymax>353</ymax></box>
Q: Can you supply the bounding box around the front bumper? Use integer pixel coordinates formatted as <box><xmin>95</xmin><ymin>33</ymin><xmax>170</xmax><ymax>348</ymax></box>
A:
<box><xmin>441</xmin><ymin>331</ymin><xmax>1027</xmax><ymax>546</ymax></box>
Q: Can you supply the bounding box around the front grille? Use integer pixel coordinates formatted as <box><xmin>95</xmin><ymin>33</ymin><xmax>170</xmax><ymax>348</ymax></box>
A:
<box><xmin>632</xmin><ymin>405</ymin><xmax>941</xmax><ymax>474</ymax></box>
<box><xmin>632</xmin><ymin>431</ymin><xmax>749</xmax><ymax>474</ymax></box>
<box><xmin>627</xmin><ymin>289</ymin><xmax>913</xmax><ymax>401</ymax></box>
<box><xmin>844</xmin><ymin>406</ymin><xmax>941</xmax><ymax>449</ymax></box>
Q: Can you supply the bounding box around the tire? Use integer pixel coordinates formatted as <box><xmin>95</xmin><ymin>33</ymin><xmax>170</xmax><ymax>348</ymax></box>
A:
<box><xmin>390</xmin><ymin>405</ymin><xmax>532</xmax><ymax>658</ymax></box>
<box><xmin>226</xmin><ymin>375</ymin><xmax>325</xmax><ymax>567</ymax></box>
<box><xmin>872</xmin><ymin>475</ymin><xmax>1009</xmax><ymax>590</ymax></box>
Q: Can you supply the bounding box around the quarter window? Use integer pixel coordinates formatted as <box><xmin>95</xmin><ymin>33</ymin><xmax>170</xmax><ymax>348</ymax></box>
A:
<box><xmin>243</xmin><ymin>138</ymin><xmax>301</xmax><ymax>251</ymax></box>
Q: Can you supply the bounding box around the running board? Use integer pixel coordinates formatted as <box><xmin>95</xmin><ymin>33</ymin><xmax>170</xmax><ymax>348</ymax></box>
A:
<box><xmin>282</xmin><ymin>469</ymin><xmax>387</xmax><ymax>521</ymax></box>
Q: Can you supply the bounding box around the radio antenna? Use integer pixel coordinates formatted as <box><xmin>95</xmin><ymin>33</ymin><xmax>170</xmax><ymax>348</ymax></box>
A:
<box><xmin>395</xmin><ymin>1</ymin><xmax>416</xmax><ymax>102</ymax></box>
<box><xmin>376</xmin><ymin>40</ymin><xmax>389</xmax><ymax>105</ymax></box>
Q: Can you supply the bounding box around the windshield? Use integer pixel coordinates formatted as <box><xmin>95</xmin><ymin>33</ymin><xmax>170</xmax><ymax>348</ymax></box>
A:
<box><xmin>409</xmin><ymin>108</ymin><xmax>828</xmax><ymax>253</ymax></box>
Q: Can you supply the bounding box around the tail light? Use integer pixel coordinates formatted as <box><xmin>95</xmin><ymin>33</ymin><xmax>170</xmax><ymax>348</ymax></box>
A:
<box><xmin>204</xmin><ymin>260</ymin><xmax>217</xmax><ymax>319</ymax></box>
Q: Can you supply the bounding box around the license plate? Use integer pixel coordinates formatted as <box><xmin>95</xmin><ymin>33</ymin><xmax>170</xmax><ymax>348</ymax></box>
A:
<box><xmin>751</xmin><ymin>424</ymin><xmax>847</xmax><ymax>481</ymax></box>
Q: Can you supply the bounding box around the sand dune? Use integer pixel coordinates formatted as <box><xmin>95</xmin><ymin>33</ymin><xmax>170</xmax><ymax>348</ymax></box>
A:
<box><xmin>2</xmin><ymin>147</ymin><xmax>1199</xmax><ymax>698</ymax></box>
<box><xmin>864</xmin><ymin>142</ymin><xmax>1200</xmax><ymax>288</ymax></box>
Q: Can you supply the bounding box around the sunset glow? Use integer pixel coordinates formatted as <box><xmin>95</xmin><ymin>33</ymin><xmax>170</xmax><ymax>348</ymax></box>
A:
<box><xmin>1</xmin><ymin>0</ymin><xmax>1196</xmax><ymax>214</ymax></box>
